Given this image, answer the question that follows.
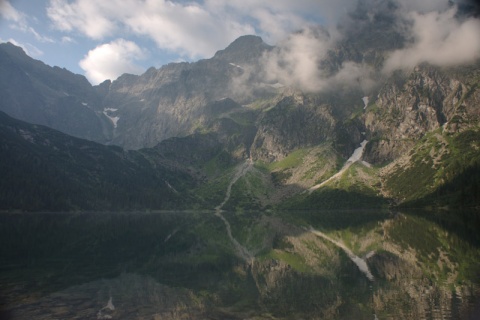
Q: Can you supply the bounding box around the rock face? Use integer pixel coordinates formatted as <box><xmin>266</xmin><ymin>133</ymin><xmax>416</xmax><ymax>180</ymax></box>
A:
<box><xmin>102</xmin><ymin>35</ymin><xmax>273</xmax><ymax>149</ymax></box>
<box><xmin>363</xmin><ymin>64</ymin><xmax>480</xmax><ymax>164</ymax></box>
<box><xmin>251</xmin><ymin>92</ymin><xmax>338</xmax><ymax>162</ymax></box>
<box><xmin>0</xmin><ymin>36</ymin><xmax>273</xmax><ymax>150</ymax></box>
<box><xmin>0</xmin><ymin>43</ymin><xmax>110</xmax><ymax>143</ymax></box>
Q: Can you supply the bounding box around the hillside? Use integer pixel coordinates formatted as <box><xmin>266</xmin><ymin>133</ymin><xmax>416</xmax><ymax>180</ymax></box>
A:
<box><xmin>0</xmin><ymin>111</ymin><xmax>195</xmax><ymax>211</ymax></box>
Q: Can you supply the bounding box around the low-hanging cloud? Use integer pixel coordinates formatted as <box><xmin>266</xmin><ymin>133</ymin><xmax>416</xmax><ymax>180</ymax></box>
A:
<box><xmin>261</xmin><ymin>27</ymin><xmax>336</xmax><ymax>92</ymax></box>
<box><xmin>47</xmin><ymin>0</ymin><xmax>480</xmax><ymax>88</ymax></box>
<box><xmin>47</xmin><ymin>0</ymin><xmax>358</xmax><ymax>60</ymax></box>
<box><xmin>257</xmin><ymin>0</ymin><xmax>480</xmax><ymax>92</ymax></box>
<box><xmin>258</xmin><ymin>26</ymin><xmax>376</xmax><ymax>93</ymax></box>
<box><xmin>383</xmin><ymin>7</ymin><xmax>480</xmax><ymax>72</ymax></box>
<box><xmin>79</xmin><ymin>39</ymin><xmax>146</xmax><ymax>85</ymax></box>
<box><xmin>204</xmin><ymin>0</ymin><xmax>356</xmax><ymax>43</ymax></box>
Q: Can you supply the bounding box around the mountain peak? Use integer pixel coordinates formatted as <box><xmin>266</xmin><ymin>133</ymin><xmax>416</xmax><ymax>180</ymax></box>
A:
<box><xmin>213</xmin><ymin>35</ymin><xmax>272</xmax><ymax>64</ymax></box>
<box><xmin>223</xmin><ymin>35</ymin><xmax>265</xmax><ymax>51</ymax></box>
<box><xmin>0</xmin><ymin>42</ymin><xmax>28</xmax><ymax>58</ymax></box>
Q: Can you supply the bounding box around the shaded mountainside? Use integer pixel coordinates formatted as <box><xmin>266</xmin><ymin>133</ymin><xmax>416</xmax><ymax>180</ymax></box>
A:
<box><xmin>0</xmin><ymin>111</ymin><xmax>196</xmax><ymax>211</ymax></box>
<box><xmin>0</xmin><ymin>42</ymin><xmax>111</xmax><ymax>143</ymax></box>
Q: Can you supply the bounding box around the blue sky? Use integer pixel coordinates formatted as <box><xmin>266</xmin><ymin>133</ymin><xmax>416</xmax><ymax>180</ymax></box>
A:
<box><xmin>1</xmin><ymin>0</ymin><xmax>479</xmax><ymax>86</ymax></box>
<box><xmin>1</xmin><ymin>0</ymin><xmax>353</xmax><ymax>85</ymax></box>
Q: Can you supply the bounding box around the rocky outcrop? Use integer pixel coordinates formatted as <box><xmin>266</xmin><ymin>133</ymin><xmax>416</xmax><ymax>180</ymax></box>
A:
<box><xmin>102</xmin><ymin>35</ymin><xmax>274</xmax><ymax>149</ymax></box>
<box><xmin>251</xmin><ymin>92</ymin><xmax>337</xmax><ymax>162</ymax></box>
<box><xmin>364</xmin><ymin>64</ymin><xmax>480</xmax><ymax>164</ymax></box>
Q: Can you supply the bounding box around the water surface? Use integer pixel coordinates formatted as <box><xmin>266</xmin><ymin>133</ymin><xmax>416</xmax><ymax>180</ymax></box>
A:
<box><xmin>0</xmin><ymin>209</ymin><xmax>479</xmax><ymax>319</ymax></box>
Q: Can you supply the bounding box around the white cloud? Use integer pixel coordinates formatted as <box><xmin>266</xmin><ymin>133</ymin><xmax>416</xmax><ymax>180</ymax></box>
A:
<box><xmin>1</xmin><ymin>0</ymin><xmax>55</xmax><ymax>43</ymax></box>
<box><xmin>47</xmin><ymin>0</ymin><xmax>255</xmax><ymax>59</ymax></box>
<box><xmin>124</xmin><ymin>0</ymin><xmax>254</xmax><ymax>58</ymax></box>
<box><xmin>0</xmin><ymin>0</ymin><xmax>25</xmax><ymax>24</ymax></box>
<box><xmin>47</xmin><ymin>0</ymin><xmax>119</xmax><ymax>39</ymax></box>
<box><xmin>61</xmin><ymin>36</ymin><xmax>75</xmax><ymax>43</ymax></box>
<box><xmin>384</xmin><ymin>7</ymin><xmax>480</xmax><ymax>72</ymax></box>
<box><xmin>258</xmin><ymin>26</ymin><xmax>375</xmax><ymax>92</ymax></box>
<box><xmin>79</xmin><ymin>39</ymin><xmax>146</xmax><ymax>85</ymax></box>
<box><xmin>261</xmin><ymin>27</ymin><xmax>335</xmax><ymax>92</ymax></box>
<box><xmin>46</xmin><ymin>0</ymin><xmax>359</xmax><ymax>60</ymax></box>
<box><xmin>204</xmin><ymin>0</ymin><xmax>356</xmax><ymax>43</ymax></box>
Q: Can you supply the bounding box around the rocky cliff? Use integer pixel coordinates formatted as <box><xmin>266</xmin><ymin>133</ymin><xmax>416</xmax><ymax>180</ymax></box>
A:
<box><xmin>0</xmin><ymin>42</ymin><xmax>111</xmax><ymax>143</ymax></box>
<box><xmin>364</xmin><ymin>64</ymin><xmax>480</xmax><ymax>164</ymax></box>
<box><xmin>101</xmin><ymin>35</ymin><xmax>274</xmax><ymax>149</ymax></box>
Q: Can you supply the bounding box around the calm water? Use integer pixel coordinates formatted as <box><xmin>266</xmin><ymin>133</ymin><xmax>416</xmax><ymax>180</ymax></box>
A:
<box><xmin>0</xmin><ymin>209</ymin><xmax>479</xmax><ymax>319</ymax></box>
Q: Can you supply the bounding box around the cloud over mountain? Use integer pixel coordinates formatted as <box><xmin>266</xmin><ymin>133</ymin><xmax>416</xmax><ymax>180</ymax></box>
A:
<box><xmin>79</xmin><ymin>39</ymin><xmax>146</xmax><ymax>84</ymax></box>
<box><xmin>384</xmin><ymin>7</ymin><xmax>480</xmax><ymax>72</ymax></box>
<box><xmin>42</xmin><ymin>0</ymin><xmax>480</xmax><ymax>86</ymax></box>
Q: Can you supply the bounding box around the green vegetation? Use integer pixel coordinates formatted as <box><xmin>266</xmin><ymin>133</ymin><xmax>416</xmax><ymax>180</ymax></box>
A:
<box><xmin>280</xmin><ymin>163</ymin><xmax>389</xmax><ymax>210</ymax></box>
<box><xmin>385</xmin><ymin>128</ymin><xmax>480</xmax><ymax>207</ymax></box>
<box><xmin>0</xmin><ymin>112</ymin><xmax>195</xmax><ymax>212</ymax></box>
<box><xmin>266</xmin><ymin>148</ymin><xmax>309</xmax><ymax>171</ymax></box>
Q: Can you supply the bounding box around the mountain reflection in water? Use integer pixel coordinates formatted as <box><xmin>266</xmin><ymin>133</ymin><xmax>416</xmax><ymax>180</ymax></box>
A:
<box><xmin>0</xmin><ymin>209</ymin><xmax>479</xmax><ymax>320</ymax></box>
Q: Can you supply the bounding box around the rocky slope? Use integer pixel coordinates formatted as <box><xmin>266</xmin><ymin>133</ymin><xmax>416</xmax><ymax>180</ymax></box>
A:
<box><xmin>0</xmin><ymin>43</ymin><xmax>111</xmax><ymax>143</ymax></box>
<box><xmin>100</xmin><ymin>35</ymin><xmax>274</xmax><ymax>149</ymax></box>
<box><xmin>0</xmin><ymin>111</ymin><xmax>195</xmax><ymax>211</ymax></box>
<box><xmin>363</xmin><ymin>63</ymin><xmax>480</xmax><ymax>164</ymax></box>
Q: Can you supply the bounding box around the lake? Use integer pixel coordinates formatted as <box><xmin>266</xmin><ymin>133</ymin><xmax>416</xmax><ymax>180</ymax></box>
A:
<box><xmin>0</xmin><ymin>209</ymin><xmax>479</xmax><ymax>319</ymax></box>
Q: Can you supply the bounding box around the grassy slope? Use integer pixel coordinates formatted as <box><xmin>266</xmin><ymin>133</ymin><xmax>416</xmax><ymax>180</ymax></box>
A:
<box><xmin>384</xmin><ymin>127</ymin><xmax>480</xmax><ymax>208</ymax></box>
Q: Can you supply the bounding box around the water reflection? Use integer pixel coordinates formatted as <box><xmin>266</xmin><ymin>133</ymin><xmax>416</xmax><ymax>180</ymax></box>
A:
<box><xmin>0</xmin><ymin>209</ymin><xmax>478</xmax><ymax>319</ymax></box>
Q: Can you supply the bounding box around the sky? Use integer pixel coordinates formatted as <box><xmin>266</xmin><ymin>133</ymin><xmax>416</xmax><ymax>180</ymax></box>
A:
<box><xmin>1</xmin><ymin>0</ymin><xmax>480</xmax><ymax>86</ymax></box>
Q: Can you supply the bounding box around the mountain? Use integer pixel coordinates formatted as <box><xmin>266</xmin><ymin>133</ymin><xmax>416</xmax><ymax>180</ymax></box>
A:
<box><xmin>0</xmin><ymin>110</ymin><xmax>195</xmax><ymax>211</ymax></box>
<box><xmin>101</xmin><ymin>35</ymin><xmax>274</xmax><ymax>149</ymax></box>
<box><xmin>1</xmin><ymin>4</ymin><xmax>480</xmax><ymax>211</ymax></box>
<box><xmin>1</xmin><ymin>7</ymin><xmax>480</xmax><ymax>319</ymax></box>
<box><xmin>0</xmin><ymin>42</ymin><xmax>111</xmax><ymax>143</ymax></box>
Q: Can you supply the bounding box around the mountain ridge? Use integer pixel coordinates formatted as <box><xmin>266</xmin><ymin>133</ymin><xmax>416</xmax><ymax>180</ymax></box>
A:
<box><xmin>1</xmin><ymin>19</ymin><xmax>480</xmax><ymax>210</ymax></box>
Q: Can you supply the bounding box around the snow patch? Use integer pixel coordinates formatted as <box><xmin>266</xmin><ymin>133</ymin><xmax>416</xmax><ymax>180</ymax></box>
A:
<box><xmin>269</xmin><ymin>82</ymin><xmax>284</xmax><ymax>88</ymax></box>
<box><xmin>19</xmin><ymin>129</ymin><xmax>34</xmax><ymax>143</ymax></box>
<box><xmin>308</xmin><ymin>140</ymin><xmax>368</xmax><ymax>193</ymax></box>
<box><xmin>346</xmin><ymin>140</ymin><xmax>368</xmax><ymax>164</ymax></box>
<box><xmin>103</xmin><ymin>108</ymin><xmax>120</xmax><ymax>128</ymax></box>
<box><xmin>165</xmin><ymin>180</ymin><xmax>179</xmax><ymax>194</ymax></box>
<box><xmin>229</xmin><ymin>62</ymin><xmax>243</xmax><ymax>69</ymax></box>
<box><xmin>164</xmin><ymin>228</ymin><xmax>179</xmax><ymax>243</ymax></box>
<box><xmin>96</xmin><ymin>296</ymin><xmax>115</xmax><ymax>319</ymax></box>
<box><xmin>362</xmin><ymin>96</ymin><xmax>369</xmax><ymax>109</ymax></box>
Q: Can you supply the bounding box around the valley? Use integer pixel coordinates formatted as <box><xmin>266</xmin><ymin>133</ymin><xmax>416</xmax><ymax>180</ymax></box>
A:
<box><xmin>1</xmin><ymin>1</ymin><xmax>480</xmax><ymax>318</ymax></box>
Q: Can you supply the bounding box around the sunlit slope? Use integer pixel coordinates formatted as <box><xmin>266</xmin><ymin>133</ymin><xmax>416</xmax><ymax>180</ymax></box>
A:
<box><xmin>382</xmin><ymin>127</ymin><xmax>480</xmax><ymax>207</ymax></box>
